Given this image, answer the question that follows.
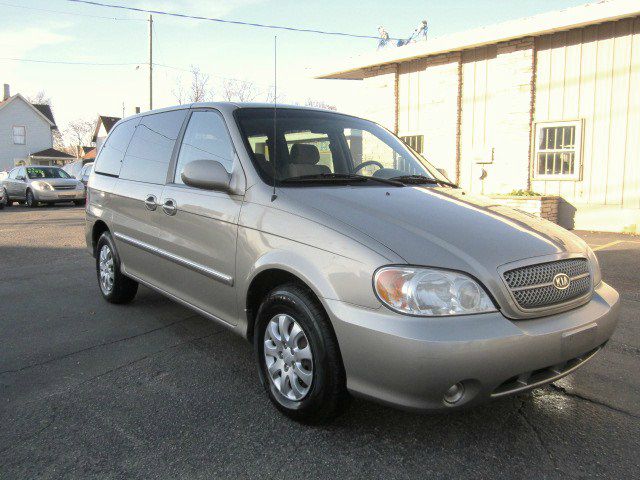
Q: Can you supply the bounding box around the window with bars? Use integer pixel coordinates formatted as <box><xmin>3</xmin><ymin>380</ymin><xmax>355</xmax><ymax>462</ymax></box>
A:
<box><xmin>400</xmin><ymin>135</ymin><xmax>424</xmax><ymax>154</ymax></box>
<box><xmin>533</xmin><ymin>121</ymin><xmax>582</xmax><ymax>180</ymax></box>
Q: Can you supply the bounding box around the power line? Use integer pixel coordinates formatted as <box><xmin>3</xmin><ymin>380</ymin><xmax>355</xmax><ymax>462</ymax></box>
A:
<box><xmin>1</xmin><ymin>56</ymin><xmax>274</xmax><ymax>87</ymax></box>
<box><xmin>67</xmin><ymin>0</ymin><xmax>397</xmax><ymax>40</ymax></box>
<box><xmin>0</xmin><ymin>57</ymin><xmax>142</xmax><ymax>66</ymax></box>
<box><xmin>0</xmin><ymin>1</ymin><xmax>145</xmax><ymax>21</ymax></box>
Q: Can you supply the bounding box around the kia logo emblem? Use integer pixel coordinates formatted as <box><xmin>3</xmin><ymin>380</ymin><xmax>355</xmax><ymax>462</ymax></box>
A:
<box><xmin>553</xmin><ymin>273</ymin><xmax>571</xmax><ymax>290</ymax></box>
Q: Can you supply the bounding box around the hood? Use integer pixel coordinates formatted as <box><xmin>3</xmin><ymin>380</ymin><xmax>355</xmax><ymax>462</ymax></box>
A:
<box><xmin>281</xmin><ymin>185</ymin><xmax>587</xmax><ymax>273</ymax></box>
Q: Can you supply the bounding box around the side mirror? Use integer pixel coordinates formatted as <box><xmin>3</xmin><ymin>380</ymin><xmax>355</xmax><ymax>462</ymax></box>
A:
<box><xmin>181</xmin><ymin>160</ymin><xmax>231</xmax><ymax>192</ymax></box>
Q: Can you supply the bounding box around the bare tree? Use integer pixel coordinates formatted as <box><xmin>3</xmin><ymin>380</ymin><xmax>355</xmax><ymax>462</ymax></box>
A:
<box><xmin>265</xmin><ymin>86</ymin><xmax>276</xmax><ymax>104</ymax></box>
<box><xmin>26</xmin><ymin>90</ymin><xmax>52</xmax><ymax>106</ymax></box>
<box><xmin>172</xmin><ymin>77</ymin><xmax>186</xmax><ymax>105</ymax></box>
<box><xmin>173</xmin><ymin>65</ymin><xmax>213</xmax><ymax>104</ymax></box>
<box><xmin>220</xmin><ymin>78</ymin><xmax>259</xmax><ymax>102</ymax></box>
<box><xmin>52</xmin><ymin>129</ymin><xmax>66</xmax><ymax>150</ymax></box>
<box><xmin>26</xmin><ymin>91</ymin><xmax>67</xmax><ymax>150</ymax></box>
<box><xmin>304</xmin><ymin>98</ymin><xmax>337</xmax><ymax>111</ymax></box>
<box><xmin>65</xmin><ymin>118</ymin><xmax>95</xmax><ymax>158</ymax></box>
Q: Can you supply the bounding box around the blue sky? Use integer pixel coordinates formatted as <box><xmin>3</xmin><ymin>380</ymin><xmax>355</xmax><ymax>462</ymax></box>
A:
<box><xmin>1</xmin><ymin>0</ymin><xmax>589</xmax><ymax>139</ymax></box>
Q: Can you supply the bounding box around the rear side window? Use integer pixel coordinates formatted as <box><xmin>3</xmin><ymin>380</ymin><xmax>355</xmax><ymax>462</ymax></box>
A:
<box><xmin>94</xmin><ymin>119</ymin><xmax>137</xmax><ymax>176</ymax></box>
<box><xmin>120</xmin><ymin>110</ymin><xmax>187</xmax><ymax>184</ymax></box>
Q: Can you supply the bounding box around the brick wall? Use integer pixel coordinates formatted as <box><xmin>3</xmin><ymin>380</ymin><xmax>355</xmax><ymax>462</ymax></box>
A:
<box><xmin>489</xmin><ymin>195</ymin><xmax>559</xmax><ymax>223</ymax></box>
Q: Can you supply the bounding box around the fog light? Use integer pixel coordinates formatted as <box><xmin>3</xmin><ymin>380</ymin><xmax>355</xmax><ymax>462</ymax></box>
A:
<box><xmin>444</xmin><ymin>382</ymin><xmax>465</xmax><ymax>404</ymax></box>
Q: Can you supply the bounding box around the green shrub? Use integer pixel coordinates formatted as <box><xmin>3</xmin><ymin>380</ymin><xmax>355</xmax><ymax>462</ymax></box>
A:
<box><xmin>507</xmin><ymin>189</ymin><xmax>542</xmax><ymax>197</ymax></box>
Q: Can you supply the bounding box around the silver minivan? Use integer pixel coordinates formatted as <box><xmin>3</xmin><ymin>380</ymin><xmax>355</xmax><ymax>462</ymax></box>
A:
<box><xmin>85</xmin><ymin>103</ymin><xmax>620</xmax><ymax>422</ymax></box>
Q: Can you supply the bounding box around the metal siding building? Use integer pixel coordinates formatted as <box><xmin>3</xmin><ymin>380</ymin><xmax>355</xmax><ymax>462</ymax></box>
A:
<box><xmin>318</xmin><ymin>0</ymin><xmax>640</xmax><ymax>233</ymax></box>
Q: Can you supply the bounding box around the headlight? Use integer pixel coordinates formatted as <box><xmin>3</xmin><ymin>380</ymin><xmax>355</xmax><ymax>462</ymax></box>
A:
<box><xmin>586</xmin><ymin>247</ymin><xmax>602</xmax><ymax>286</ymax></box>
<box><xmin>32</xmin><ymin>181</ymin><xmax>53</xmax><ymax>191</ymax></box>
<box><xmin>374</xmin><ymin>266</ymin><xmax>496</xmax><ymax>316</ymax></box>
<box><xmin>77</xmin><ymin>182</ymin><xmax>85</xmax><ymax>190</ymax></box>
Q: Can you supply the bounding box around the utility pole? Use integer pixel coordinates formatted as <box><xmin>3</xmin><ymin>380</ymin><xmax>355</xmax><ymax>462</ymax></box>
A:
<box><xmin>149</xmin><ymin>14</ymin><xmax>153</xmax><ymax>110</ymax></box>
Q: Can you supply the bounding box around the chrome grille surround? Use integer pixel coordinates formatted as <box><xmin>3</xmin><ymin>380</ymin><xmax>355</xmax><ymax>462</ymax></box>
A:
<box><xmin>503</xmin><ymin>258</ymin><xmax>592</xmax><ymax>310</ymax></box>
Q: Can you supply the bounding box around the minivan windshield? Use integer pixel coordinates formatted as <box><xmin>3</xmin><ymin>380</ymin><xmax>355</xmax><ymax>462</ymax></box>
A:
<box><xmin>235</xmin><ymin>108</ymin><xmax>453</xmax><ymax>187</ymax></box>
<box><xmin>26</xmin><ymin>167</ymin><xmax>72</xmax><ymax>179</ymax></box>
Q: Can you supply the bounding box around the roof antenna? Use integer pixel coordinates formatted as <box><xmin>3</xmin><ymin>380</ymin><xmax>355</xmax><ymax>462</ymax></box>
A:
<box><xmin>271</xmin><ymin>35</ymin><xmax>278</xmax><ymax>202</ymax></box>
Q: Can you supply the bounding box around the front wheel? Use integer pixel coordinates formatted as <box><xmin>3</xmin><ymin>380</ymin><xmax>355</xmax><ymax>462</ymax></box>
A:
<box><xmin>255</xmin><ymin>284</ymin><xmax>349</xmax><ymax>423</ymax></box>
<box><xmin>96</xmin><ymin>231</ymin><xmax>138</xmax><ymax>304</ymax></box>
<box><xmin>26</xmin><ymin>190</ymin><xmax>38</xmax><ymax>208</ymax></box>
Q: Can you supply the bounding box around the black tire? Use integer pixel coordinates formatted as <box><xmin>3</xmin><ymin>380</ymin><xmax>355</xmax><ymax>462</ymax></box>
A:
<box><xmin>25</xmin><ymin>190</ymin><xmax>38</xmax><ymax>208</ymax></box>
<box><xmin>96</xmin><ymin>231</ymin><xmax>138</xmax><ymax>304</ymax></box>
<box><xmin>254</xmin><ymin>283</ymin><xmax>349</xmax><ymax>423</ymax></box>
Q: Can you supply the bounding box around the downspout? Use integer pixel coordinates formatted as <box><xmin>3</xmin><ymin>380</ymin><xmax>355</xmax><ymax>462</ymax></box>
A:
<box><xmin>527</xmin><ymin>38</ymin><xmax>537</xmax><ymax>191</ymax></box>
<box><xmin>393</xmin><ymin>63</ymin><xmax>400</xmax><ymax>134</ymax></box>
<box><xmin>455</xmin><ymin>53</ymin><xmax>463</xmax><ymax>184</ymax></box>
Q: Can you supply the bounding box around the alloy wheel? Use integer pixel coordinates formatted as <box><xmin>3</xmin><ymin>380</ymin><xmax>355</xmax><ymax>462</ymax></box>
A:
<box><xmin>263</xmin><ymin>314</ymin><xmax>314</xmax><ymax>401</ymax></box>
<box><xmin>99</xmin><ymin>244</ymin><xmax>115</xmax><ymax>294</ymax></box>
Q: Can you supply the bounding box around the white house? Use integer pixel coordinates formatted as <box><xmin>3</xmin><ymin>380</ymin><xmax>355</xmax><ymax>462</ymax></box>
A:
<box><xmin>92</xmin><ymin>115</ymin><xmax>121</xmax><ymax>153</ymax></box>
<box><xmin>0</xmin><ymin>84</ymin><xmax>73</xmax><ymax>171</ymax></box>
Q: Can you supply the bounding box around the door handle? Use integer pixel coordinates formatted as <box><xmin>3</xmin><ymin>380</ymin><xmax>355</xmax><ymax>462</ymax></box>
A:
<box><xmin>162</xmin><ymin>198</ymin><xmax>177</xmax><ymax>216</ymax></box>
<box><xmin>144</xmin><ymin>195</ymin><xmax>158</xmax><ymax>211</ymax></box>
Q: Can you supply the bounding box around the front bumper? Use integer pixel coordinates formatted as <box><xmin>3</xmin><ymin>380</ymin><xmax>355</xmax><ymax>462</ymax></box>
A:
<box><xmin>325</xmin><ymin>282</ymin><xmax>620</xmax><ymax>411</ymax></box>
<box><xmin>33</xmin><ymin>189</ymin><xmax>85</xmax><ymax>202</ymax></box>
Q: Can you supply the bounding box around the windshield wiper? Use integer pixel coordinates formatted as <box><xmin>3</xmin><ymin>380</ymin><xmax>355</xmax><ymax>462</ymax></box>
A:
<box><xmin>388</xmin><ymin>174</ymin><xmax>458</xmax><ymax>188</ymax></box>
<box><xmin>281</xmin><ymin>173</ymin><xmax>403</xmax><ymax>186</ymax></box>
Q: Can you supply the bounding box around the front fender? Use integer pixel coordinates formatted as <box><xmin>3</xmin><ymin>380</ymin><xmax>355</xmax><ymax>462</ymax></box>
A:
<box><xmin>235</xmin><ymin>225</ymin><xmax>386</xmax><ymax>337</ymax></box>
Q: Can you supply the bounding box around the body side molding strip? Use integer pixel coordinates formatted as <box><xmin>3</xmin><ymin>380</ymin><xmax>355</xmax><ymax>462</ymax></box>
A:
<box><xmin>114</xmin><ymin>232</ymin><xmax>234</xmax><ymax>286</ymax></box>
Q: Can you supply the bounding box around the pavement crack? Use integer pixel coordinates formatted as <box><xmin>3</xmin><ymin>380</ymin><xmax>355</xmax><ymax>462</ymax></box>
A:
<box><xmin>549</xmin><ymin>383</ymin><xmax>640</xmax><ymax>419</ymax></box>
<box><xmin>81</xmin><ymin>330</ymin><xmax>225</xmax><ymax>385</ymax></box>
<box><xmin>516</xmin><ymin>398</ymin><xmax>570</xmax><ymax>477</ymax></box>
<box><xmin>608</xmin><ymin>340</ymin><xmax>640</xmax><ymax>356</ymax></box>
<box><xmin>0</xmin><ymin>316</ymin><xmax>198</xmax><ymax>376</ymax></box>
<box><xmin>0</xmin><ymin>404</ymin><xmax>57</xmax><ymax>458</ymax></box>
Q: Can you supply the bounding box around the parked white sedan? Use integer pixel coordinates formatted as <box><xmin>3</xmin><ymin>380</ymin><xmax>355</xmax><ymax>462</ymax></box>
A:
<box><xmin>1</xmin><ymin>165</ymin><xmax>86</xmax><ymax>207</ymax></box>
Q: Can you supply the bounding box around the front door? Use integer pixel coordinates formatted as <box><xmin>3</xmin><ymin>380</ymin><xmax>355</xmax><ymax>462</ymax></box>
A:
<box><xmin>154</xmin><ymin>109</ymin><xmax>243</xmax><ymax>325</ymax></box>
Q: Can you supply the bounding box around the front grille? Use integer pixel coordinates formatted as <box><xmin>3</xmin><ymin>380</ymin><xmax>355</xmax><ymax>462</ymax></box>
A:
<box><xmin>503</xmin><ymin>258</ymin><xmax>591</xmax><ymax>310</ymax></box>
<box><xmin>53</xmin><ymin>185</ymin><xmax>75</xmax><ymax>190</ymax></box>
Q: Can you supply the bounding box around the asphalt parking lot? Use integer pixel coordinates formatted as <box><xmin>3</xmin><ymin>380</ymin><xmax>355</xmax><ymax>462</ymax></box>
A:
<box><xmin>1</xmin><ymin>205</ymin><xmax>639</xmax><ymax>479</ymax></box>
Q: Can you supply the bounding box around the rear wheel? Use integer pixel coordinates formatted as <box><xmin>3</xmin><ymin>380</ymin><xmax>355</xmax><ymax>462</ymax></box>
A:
<box><xmin>96</xmin><ymin>231</ymin><xmax>138</xmax><ymax>304</ymax></box>
<box><xmin>25</xmin><ymin>190</ymin><xmax>38</xmax><ymax>208</ymax></box>
<box><xmin>255</xmin><ymin>284</ymin><xmax>349</xmax><ymax>423</ymax></box>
